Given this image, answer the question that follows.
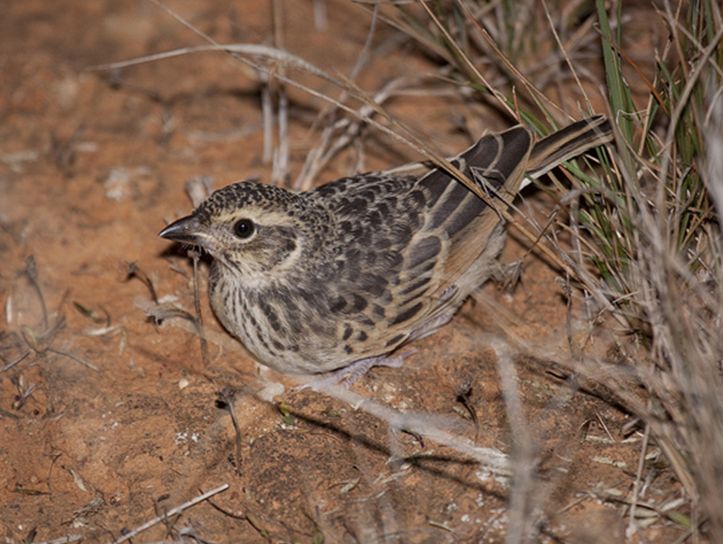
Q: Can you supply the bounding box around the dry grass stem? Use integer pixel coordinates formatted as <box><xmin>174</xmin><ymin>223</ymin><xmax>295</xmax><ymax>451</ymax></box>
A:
<box><xmin>111</xmin><ymin>484</ymin><xmax>229</xmax><ymax>544</ymax></box>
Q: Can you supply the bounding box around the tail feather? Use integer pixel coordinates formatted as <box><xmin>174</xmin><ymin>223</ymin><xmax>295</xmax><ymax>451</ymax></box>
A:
<box><xmin>417</xmin><ymin>125</ymin><xmax>533</xmax><ymax>241</ymax></box>
<box><xmin>415</xmin><ymin>115</ymin><xmax>612</xmax><ymax>231</ymax></box>
<box><xmin>526</xmin><ymin>115</ymin><xmax>612</xmax><ymax>180</ymax></box>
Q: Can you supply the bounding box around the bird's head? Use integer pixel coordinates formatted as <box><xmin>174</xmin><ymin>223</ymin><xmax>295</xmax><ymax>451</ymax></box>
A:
<box><xmin>160</xmin><ymin>181</ymin><xmax>322</xmax><ymax>282</ymax></box>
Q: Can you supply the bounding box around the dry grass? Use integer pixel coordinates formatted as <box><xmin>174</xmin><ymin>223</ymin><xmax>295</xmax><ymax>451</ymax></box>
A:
<box><xmin>382</xmin><ymin>1</ymin><xmax>723</xmax><ymax>541</ymax></box>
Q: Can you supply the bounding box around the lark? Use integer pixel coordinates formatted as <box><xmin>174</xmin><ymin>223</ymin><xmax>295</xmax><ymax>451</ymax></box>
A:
<box><xmin>160</xmin><ymin>116</ymin><xmax>612</xmax><ymax>378</ymax></box>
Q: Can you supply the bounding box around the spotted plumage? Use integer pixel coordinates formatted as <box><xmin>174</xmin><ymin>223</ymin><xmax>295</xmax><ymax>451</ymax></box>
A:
<box><xmin>160</xmin><ymin>116</ymin><xmax>612</xmax><ymax>376</ymax></box>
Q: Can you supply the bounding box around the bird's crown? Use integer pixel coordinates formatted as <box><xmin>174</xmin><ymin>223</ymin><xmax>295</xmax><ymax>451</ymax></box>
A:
<box><xmin>195</xmin><ymin>180</ymin><xmax>299</xmax><ymax>223</ymax></box>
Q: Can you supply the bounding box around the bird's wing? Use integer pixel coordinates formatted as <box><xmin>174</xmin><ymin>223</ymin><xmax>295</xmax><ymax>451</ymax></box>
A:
<box><xmin>311</xmin><ymin>127</ymin><xmax>532</xmax><ymax>359</ymax></box>
<box><xmin>311</xmin><ymin>172</ymin><xmax>444</xmax><ymax>359</ymax></box>
<box><xmin>416</xmin><ymin>126</ymin><xmax>533</xmax><ymax>285</ymax></box>
<box><xmin>311</xmin><ymin>117</ymin><xmax>611</xmax><ymax>360</ymax></box>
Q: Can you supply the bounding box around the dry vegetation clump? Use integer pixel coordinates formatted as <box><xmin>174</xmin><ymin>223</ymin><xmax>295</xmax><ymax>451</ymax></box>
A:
<box><xmin>382</xmin><ymin>1</ymin><xmax>723</xmax><ymax>540</ymax></box>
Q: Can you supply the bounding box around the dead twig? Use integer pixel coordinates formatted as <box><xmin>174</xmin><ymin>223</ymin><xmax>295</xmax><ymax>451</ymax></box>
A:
<box><xmin>126</xmin><ymin>262</ymin><xmax>159</xmax><ymax>304</ymax></box>
<box><xmin>0</xmin><ymin>350</ymin><xmax>30</xmax><ymax>373</ymax></box>
<box><xmin>32</xmin><ymin>534</ymin><xmax>82</xmax><ymax>544</ymax></box>
<box><xmin>217</xmin><ymin>387</ymin><xmax>244</xmax><ymax>476</ymax></box>
<box><xmin>207</xmin><ymin>498</ymin><xmax>275</xmax><ymax>542</ymax></box>
<box><xmin>2</xmin><ymin>264</ymin><xmax>100</xmax><ymax>373</ymax></box>
<box><xmin>627</xmin><ymin>424</ymin><xmax>651</xmax><ymax>539</ymax></box>
<box><xmin>111</xmin><ymin>484</ymin><xmax>229</xmax><ymax>544</ymax></box>
<box><xmin>24</xmin><ymin>256</ymin><xmax>48</xmax><ymax>330</ymax></box>
<box><xmin>46</xmin><ymin>347</ymin><xmax>99</xmax><ymax>372</ymax></box>
<box><xmin>11</xmin><ymin>375</ymin><xmax>36</xmax><ymax>410</ymax></box>
<box><xmin>190</xmin><ymin>251</ymin><xmax>209</xmax><ymax>366</ymax></box>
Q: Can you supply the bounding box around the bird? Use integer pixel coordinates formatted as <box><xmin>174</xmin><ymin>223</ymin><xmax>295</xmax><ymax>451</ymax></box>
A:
<box><xmin>160</xmin><ymin>116</ymin><xmax>612</xmax><ymax>380</ymax></box>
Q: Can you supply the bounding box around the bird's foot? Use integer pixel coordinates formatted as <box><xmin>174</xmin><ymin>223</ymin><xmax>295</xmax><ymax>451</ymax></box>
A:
<box><xmin>300</xmin><ymin>350</ymin><xmax>416</xmax><ymax>391</ymax></box>
<box><xmin>491</xmin><ymin>260</ymin><xmax>523</xmax><ymax>291</ymax></box>
<box><xmin>338</xmin><ymin>350</ymin><xmax>415</xmax><ymax>385</ymax></box>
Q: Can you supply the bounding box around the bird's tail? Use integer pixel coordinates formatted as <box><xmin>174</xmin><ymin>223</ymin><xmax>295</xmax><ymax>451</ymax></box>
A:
<box><xmin>414</xmin><ymin>115</ymin><xmax>613</xmax><ymax>238</ymax></box>
<box><xmin>525</xmin><ymin>115</ymin><xmax>612</xmax><ymax>181</ymax></box>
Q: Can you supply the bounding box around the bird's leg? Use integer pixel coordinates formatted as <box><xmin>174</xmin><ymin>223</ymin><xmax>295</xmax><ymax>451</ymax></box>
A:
<box><xmin>302</xmin><ymin>350</ymin><xmax>417</xmax><ymax>390</ymax></box>
<box><xmin>338</xmin><ymin>350</ymin><xmax>416</xmax><ymax>384</ymax></box>
<box><xmin>490</xmin><ymin>260</ymin><xmax>523</xmax><ymax>290</ymax></box>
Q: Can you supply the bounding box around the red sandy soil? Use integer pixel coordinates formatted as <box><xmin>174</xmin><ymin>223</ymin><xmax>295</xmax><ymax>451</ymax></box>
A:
<box><xmin>0</xmin><ymin>2</ymin><xmax>685</xmax><ymax>542</ymax></box>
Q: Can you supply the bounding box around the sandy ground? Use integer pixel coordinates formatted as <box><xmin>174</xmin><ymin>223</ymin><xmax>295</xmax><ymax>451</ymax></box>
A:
<box><xmin>0</xmin><ymin>2</ymin><xmax>685</xmax><ymax>542</ymax></box>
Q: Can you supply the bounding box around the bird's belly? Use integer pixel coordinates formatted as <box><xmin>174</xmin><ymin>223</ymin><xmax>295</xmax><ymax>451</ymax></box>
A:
<box><xmin>209</xmin><ymin>275</ymin><xmax>345</xmax><ymax>374</ymax></box>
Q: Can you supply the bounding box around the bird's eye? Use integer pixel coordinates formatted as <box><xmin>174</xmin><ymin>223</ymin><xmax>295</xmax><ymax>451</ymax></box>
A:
<box><xmin>233</xmin><ymin>218</ymin><xmax>255</xmax><ymax>239</ymax></box>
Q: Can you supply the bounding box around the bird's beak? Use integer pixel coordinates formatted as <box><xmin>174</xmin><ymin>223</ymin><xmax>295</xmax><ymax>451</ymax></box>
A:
<box><xmin>159</xmin><ymin>214</ymin><xmax>204</xmax><ymax>245</ymax></box>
